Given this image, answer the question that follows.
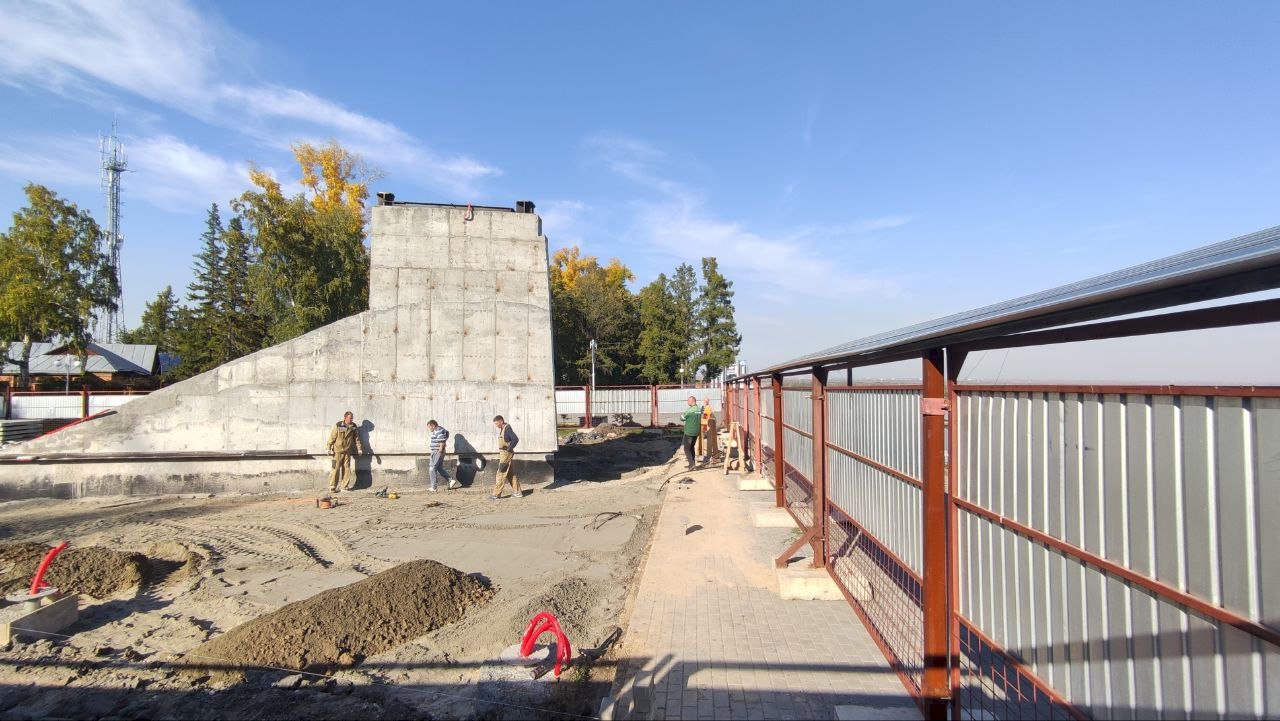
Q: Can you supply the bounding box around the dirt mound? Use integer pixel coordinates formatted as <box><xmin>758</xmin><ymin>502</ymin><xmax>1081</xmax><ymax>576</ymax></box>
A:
<box><xmin>0</xmin><ymin>542</ymin><xmax>147</xmax><ymax>598</ymax></box>
<box><xmin>510</xmin><ymin>576</ymin><xmax>603</xmax><ymax>647</ymax></box>
<box><xmin>189</xmin><ymin>559</ymin><xmax>493</xmax><ymax>674</ymax></box>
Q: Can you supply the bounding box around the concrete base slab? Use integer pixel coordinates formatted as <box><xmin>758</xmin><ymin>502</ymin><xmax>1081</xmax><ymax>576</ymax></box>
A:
<box><xmin>1</xmin><ymin>593</ymin><xmax>79</xmax><ymax>646</ymax></box>
<box><xmin>776</xmin><ymin>566</ymin><xmax>843</xmax><ymax>601</ymax></box>
<box><xmin>737</xmin><ymin>477</ymin><xmax>773</xmax><ymax>492</ymax></box>
<box><xmin>751</xmin><ymin>502</ymin><xmax>796</xmax><ymax>528</ymax></box>
<box><xmin>834</xmin><ymin>703</ymin><xmax>922</xmax><ymax>720</ymax></box>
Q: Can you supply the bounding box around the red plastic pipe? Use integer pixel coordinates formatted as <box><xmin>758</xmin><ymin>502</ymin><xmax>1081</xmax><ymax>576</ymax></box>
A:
<box><xmin>520</xmin><ymin>611</ymin><xmax>573</xmax><ymax>677</ymax></box>
<box><xmin>29</xmin><ymin>541</ymin><xmax>68</xmax><ymax>596</ymax></box>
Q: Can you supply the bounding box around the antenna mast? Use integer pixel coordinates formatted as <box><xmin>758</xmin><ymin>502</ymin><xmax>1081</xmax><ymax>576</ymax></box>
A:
<box><xmin>97</xmin><ymin>120</ymin><xmax>127</xmax><ymax>342</ymax></box>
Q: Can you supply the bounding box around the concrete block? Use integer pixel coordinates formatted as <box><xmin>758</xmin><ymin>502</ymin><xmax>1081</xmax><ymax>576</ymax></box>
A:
<box><xmin>464</xmin><ymin>270</ymin><xmax>498</xmax><ymax>303</ymax></box>
<box><xmin>449</xmin><ymin>235</ymin><xmax>491</xmax><ymax>270</ymax></box>
<box><xmin>429</xmin><ymin>301</ymin><xmax>465</xmax><ymax>380</ymax></box>
<box><xmin>495</xmin><ymin>270</ymin><xmax>528</xmax><ymax>304</ymax></box>
<box><xmin>368</xmin><ymin>265</ymin><xmax>399</xmax><ymax>312</ymax></box>
<box><xmin>448</xmin><ymin>209</ymin><xmax>491</xmax><ymax>238</ymax></box>
<box><xmin>252</xmin><ymin>354</ymin><xmax>286</xmax><ymax>387</ymax></box>
<box><xmin>737</xmin><ymin>477</ymin><xmax>773</xmax><ymax>492</ymax></box>
<box><xmin>494</xmin><ymin>305</ymin><xmax>530</xmax><ymax>383</ymax></box>
<box><xmin>490</xmin><ymin>211</ymin><xmax>541</xmax><ymax>240</ymax></box>
<box><xmin>1</xmin><ymin>594</ymin><xmax>79</xmax><ymax>646</ymax></box>
<box><xmin>430</xmin><ymin>267</ymin><xmax>465</xmax><ymax>301</ymax></box>
<box><xmin>751</xmin><ymin>502</ymin><xmax>796</xmax><ymax>528</ymax></box>
<box><xmin>462</xmin><ymin>303</ymin><xmax>497</xmax><ymax>382</ymax></box>
<box><xmin>776</xmin><ymin>565</ymin><xmax>842</xmax><ymax>601</ymax></box>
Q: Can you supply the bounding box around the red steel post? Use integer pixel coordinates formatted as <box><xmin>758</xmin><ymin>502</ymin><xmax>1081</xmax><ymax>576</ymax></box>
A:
<box><xmin>772</xmin><ymin>374</ymin><xmax>784</xmax><ymax>508</ymax></box>
<box><xmin>651</xmin><ymin>385</ymin><xmax>659</xmax><ymax>428</ymax></box>
<box><xmin>583</xmin><ymin>385</ymin><xmax>592</xmax><ymax>429</ymax></box>
<box><xmin>753</xmin><ymin>378</ymin><xmax>763</xmax><ymax>472</ymax></box>
<box><xmin>811</xmin><ymin>367</ymin><xmax>828</xmax><ymax>568</ymax></box>
<box><xmin>81</xmin><ymin>387</ymin><xmax>89</xmax><ymax>418</ymax></box>
<box><xmin>921</xmin><ymin>348</ymin><xmax>951</xmax><ymax>720</ymax></box>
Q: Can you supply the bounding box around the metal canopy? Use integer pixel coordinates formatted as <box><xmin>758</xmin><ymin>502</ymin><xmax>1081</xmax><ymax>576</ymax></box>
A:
<box><xmin>758</xmin><ymin>224</ymin><xmax>1280</xmax><ymax>376</ymax></box>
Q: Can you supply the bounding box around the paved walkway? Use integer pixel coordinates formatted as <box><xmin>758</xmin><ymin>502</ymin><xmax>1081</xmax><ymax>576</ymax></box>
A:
<box><xmin>612</xmin><ymin>465</ymin><xmax>920</xmax><ymax>720</ymax></box>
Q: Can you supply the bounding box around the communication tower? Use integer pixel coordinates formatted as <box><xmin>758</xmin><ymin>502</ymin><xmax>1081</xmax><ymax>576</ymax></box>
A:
<box><xmin>96</xmin><ymin>121</ymin><xmax>127</xmax><ymax>342</ymax></box>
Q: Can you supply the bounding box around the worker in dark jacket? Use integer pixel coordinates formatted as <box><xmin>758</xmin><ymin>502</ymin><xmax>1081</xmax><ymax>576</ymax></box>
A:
<box><xmin>326</xmin><ymin>411</ymin><xmax>365</xmax><ymax>491</ymax></box>
<box><xmin>489</xmin><ymin>415</ymin><xmax>522</xmax><ymax>499</ymax></box>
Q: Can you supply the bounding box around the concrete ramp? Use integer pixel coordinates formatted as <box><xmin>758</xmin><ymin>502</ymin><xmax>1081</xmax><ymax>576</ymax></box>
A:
<box><xmin>0</xmin><ymin>202</ymin><xmax>556</xmax><ymax>499</ymax></box>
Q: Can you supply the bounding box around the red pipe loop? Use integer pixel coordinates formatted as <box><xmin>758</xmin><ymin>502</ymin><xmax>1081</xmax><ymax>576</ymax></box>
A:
<box><xmin>29</xmin><ymin>541</ymin><xmax>68</xmax><ymax>596</ymax></box>
<box><xmin>519</xmin><ymin>610</ymin><xmax>573</xmax><ymax>677</ymax></box>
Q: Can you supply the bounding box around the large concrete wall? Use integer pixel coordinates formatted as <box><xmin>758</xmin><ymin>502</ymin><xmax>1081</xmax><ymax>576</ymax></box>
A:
<box><xmin>0</xmin><ymin>203</ymin><xmax>557</xmax><ymax>499</ymax></box>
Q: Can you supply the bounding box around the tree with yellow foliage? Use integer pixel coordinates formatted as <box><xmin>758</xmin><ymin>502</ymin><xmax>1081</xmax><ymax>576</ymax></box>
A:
<box><xmin>234</xmin><ymin>141</ymin><xmax>379</xmax><ymax>344</ymax></box>
<box><xmin>549</xmin><ymin>246</ymin><xmax>641</xmax><ymax>385</ymax></box>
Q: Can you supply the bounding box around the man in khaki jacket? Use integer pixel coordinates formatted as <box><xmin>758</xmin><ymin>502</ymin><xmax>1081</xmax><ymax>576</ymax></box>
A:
<box><xmin>326</xmin><ymin>411</ymin><xmax>365</xmax><ymax>492</ymax></box>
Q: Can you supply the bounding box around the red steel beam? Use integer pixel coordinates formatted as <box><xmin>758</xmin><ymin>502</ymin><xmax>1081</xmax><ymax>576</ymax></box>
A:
<box><xmin>826</xmin><ymin>441</ymin><xmax>923</xmax><ymax>490</ymax></box>
<box><xmin>650</xmin><ymin>385</ymin><xmax>658</xmax><ymax>429</ymax></box>
<box><xmin>772</xmin><ymin>374</ymin><xmax>784</xmax><ymax>508</ymax></box>
<box><xmin>920</xmin><ymin>349</ymin><xmax>949</xmax><ymax>720</ymax></box>
<box><xmin>951</xmin><ymin>496</ymin><xmax>1280</xmax><ymax>649</ymax></box>
<box><xmin>780</xmin><ymin>423</ymin><xmax>813</xmax><ymax>439</ymax></box>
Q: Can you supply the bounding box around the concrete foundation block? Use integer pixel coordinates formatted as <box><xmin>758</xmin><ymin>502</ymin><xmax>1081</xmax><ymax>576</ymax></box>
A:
<box><xmin>776</xmin><ymin>565</ymin><xmax>843</xmax><ymax>601</ymax></box>
<box><xmin>751</xmin><ymin>502</ymin><xmax>796</xmax><ymax>528</ymax></box>
<box><xmin>737</xmin><ymin>477</ymin><xmax>773</xmax><ymax>492</ymax></box>
<box><xmin>1</xmin><ymin>594</ymin><xmax>79</xmax><ymax>646</ymax></box>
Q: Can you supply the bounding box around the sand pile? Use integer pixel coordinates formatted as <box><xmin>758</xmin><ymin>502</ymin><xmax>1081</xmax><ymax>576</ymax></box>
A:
<box><xmin>189</xmin><ymin>559</ymin><xmax>493</xmax><ymax>673</ymax></box>
<box><xmin>0</xmin><ymin>542</ymin><xmax>148</xmax><ymax>598</ymax></box>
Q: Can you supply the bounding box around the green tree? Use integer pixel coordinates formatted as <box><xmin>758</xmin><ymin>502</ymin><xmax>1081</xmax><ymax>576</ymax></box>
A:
<box><xmin>119</xmin><ymin>286</ymin><xmax>178</xmax><ymax>349</ymax></box>
<box><xmin>548</xmin><ymin>247</ymin><xmax>640</xmax><ymax>384</ymax></box>
<box><xmin>636</xmin><ymin>273</ymin><xmax>683</xmax><ymax>383</ymax></box>
<box><xmin>692</xmin><ymin>257</ymin><xmax>741</xmax><ymax>381</ymax></box>
<box><xmin>235</xmin><ymin>144</ymin><xmax>372</xmax><ymax>344</ymax></box>
<box><xmin>668</xmin><ymin>262</ymin><xmax>698</xmax><ymax>383</ymax></box>
<box><xmin>220</xmin><ymin>216</ymin><xmax>266</xmax><ymax>360</ymax></box>
<box><xmin>172</xmin><ymin>204</ymin><xmax>226</xmax><ymax>376</ymax></box>
<box><xmin>0</xmin><ymin>184</ymin><xmax>118</xmax><ymax>387</ymax></box>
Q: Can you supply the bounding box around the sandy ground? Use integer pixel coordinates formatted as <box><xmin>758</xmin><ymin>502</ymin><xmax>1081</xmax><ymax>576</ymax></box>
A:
<box><xmin>0</xmin><ymin>429</ymin><xmax>688</xmax><ymax>720</ymax></box>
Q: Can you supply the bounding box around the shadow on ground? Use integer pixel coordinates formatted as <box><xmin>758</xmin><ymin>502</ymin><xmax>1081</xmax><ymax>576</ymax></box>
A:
<box><xmin>546</xmin><ymin>432</ymin><xmax>680</xmax><ymax>490</ymax></box>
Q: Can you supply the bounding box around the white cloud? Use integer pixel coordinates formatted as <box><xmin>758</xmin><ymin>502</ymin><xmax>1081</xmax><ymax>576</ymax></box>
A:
<box><xmin>540</xmin><ymin>199</ymin><xmax>591</xmax><ymax>250</ymax></box>
<box><xmin>587</xmin><ymin>132</ymin><xmax>904</xmax><ymax>303</ymax></box>
<box><xmin>0</xmin><ymin>0</ymin><xmax>499</xmax><ymax>197</ymax></box>
<box><xmin>0</xmin><ymin>136</ymin><xmax>100</xmax><ymax>188</ymax></box>
<box><xmin>127</xmin><ymin>135</ymin><xmax>251</xmax><ymax>211</ymax></box>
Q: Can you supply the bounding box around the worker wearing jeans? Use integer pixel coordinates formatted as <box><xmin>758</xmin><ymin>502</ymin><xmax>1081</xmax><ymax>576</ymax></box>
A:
<box><xmin>681</xmin><ymin>395</ymin><xmax>700</xmax><ymax>470</ymax></box>
<box><xmin>490</xmin><ymin>415</ymin><xmax>522</xmax><ymax>499</ymax></box>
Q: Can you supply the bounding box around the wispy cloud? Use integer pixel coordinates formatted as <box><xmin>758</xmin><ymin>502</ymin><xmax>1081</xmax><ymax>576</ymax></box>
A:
<box><xmin>540</xmin><ymin>199</ymin><xmax>592</xmax><ymax>250</ymax></box>
<box><xmin>0</xmin><ymin>0</ymin><xmax>499</xmax><ymax>197</ymax></box>
<box><xmin>801</xmin><ymin>87</ymin><xmax>824</xmax><ymax>149</ymax></box>
<box><xmin>587</xmin><ymin>132</ymin><xmax>904</xmax><ymax>303</ymax></box>
<box><xmin>0</xmin><ymin>133</ymin><xmax>258</xmax><ymax>213</ymax></box>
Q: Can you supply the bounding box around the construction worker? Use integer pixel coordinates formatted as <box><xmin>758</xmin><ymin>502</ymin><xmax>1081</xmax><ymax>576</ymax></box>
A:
<box><xmin>326</xmin><ymin>411</ymin><xmax>365</xmax><ymax>492</ymax></box>
<box><xmin>681</xmin><ymin>395</ymin><xmax>700</xmax><ymax>470</ymax></box>
<box><xmin>490</xmin><ymin>415</ymin><xmax>522</xmax><ymax>499</ymax></box>
<box><xmin>700</xmin><ymin>396</ymin><xmax>718</xmax><ymax>464</ymax></box>
<box><xmin>426</xmin><ymin>420</ymin><xmax>459</xmax><ymax>492</ymax></box>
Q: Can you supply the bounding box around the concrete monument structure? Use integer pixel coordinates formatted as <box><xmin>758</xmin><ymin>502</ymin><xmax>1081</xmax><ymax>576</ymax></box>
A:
<box><xmin>0</xmin><ymin>200</ymin><xmax>557</xmax><ymax>499</ymax></box>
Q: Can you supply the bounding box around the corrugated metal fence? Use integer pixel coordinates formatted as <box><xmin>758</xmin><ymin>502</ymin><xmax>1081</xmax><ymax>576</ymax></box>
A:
<box><xmin>555</xmin><ymin>385</ymin><xmax>723</xmax><ymax>427</ymax></box>
<box><xmin>728</xmin><ymin>376</ymin><xmax>1280</xmax><ymax>720</ymax></box>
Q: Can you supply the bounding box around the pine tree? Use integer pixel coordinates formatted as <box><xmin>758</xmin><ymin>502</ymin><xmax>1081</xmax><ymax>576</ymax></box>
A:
<box><xmin>173</xmin><ymin>204</ymin><xmax>225</xmax><ymax>377</ymax></box>
<box><xmin>669</xmin><ymin>263</ymin><xmax>698</xmax><ymax>384</ymax></box>
<box><xmin>220</xmin><ymin>216</ymin><xmax>266</xmax><ymax>360</ymax></box>
<box><xmin>636</xmin><ymin>273</ymin><xmax>683</xmax><ymax>383</ymax></box>
<box><xmin>119</xmin><ymin>286</ymin><xmax>178</xmax><ymax>349</ymax></box>
<box><xmin>692</xmin><ymin>257</ymin><xmax>741</xmax><ymax>381</ymax></box>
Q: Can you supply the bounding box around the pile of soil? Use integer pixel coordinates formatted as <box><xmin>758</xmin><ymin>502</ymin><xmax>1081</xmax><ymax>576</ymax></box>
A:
<box><xmin>189</xmin><ymin>559</ymin><xmax>493</xmax><ymax>674</ymax></box>
<box><xmin>0</xmin><ymin>542</ymin><xmax>148</xmax><ymax>599</ymax></box>
<box><xmin>510</xmin><ymin>576</ymin><xmax>603</xmax><ymax>647</ymax></box>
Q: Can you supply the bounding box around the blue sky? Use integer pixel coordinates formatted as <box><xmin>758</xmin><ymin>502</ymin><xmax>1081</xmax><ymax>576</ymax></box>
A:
<box><xmin>1</xmin><ymin>1</ymin><xmax>1278</xmax><ymax>378</ymax></box>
